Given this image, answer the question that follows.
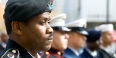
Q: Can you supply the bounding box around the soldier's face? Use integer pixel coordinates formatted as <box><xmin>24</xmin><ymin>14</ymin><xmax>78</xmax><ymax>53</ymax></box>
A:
<box><xmin>69</xmin><ymin>32</ymin><xmax>86</xmax><ymax>48</ymax></box>
<box><xmin>51</xmin><ymin>31</ymin><xmax>69</xmax><ymax>50</ymax></box>
<box><xmin>101</xmin><ymin>31</ymin><xmax>113</xmax><ymax>45</ymax></box>
<box><xmin>20</xmin><ymin>12</ymin><xmax>53</xmax><ymax>51</ymax></box>
<box><xmin>0</xmin><ymin>32</ymin><xmax>9</xmax><ymax>43</ymax></box>
<box><xmin>88</xmin><ymin>40</ymin><xmax>101</xmax><ymax>50</ymax></box>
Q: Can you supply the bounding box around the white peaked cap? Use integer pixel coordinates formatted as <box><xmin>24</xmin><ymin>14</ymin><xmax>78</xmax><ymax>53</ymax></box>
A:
<box><xmin>50</xmin><ymin>13</ymin><xmax>66</xmax><ymax>27</ymax></box>
<box><xmin>66</xmin><ymin>18</ymin><xmax>86</xmax><ymax>27</ymax></box>
<box><xmin>49</xmin><ymin>13</ymin><xmax>70</xmax><ymax>31</ymax></box>
<box><xmin>95</xmin><ymin>24</ymin><xmax>114</xmax><ymax>32</ymax></box>
<box><xmin>66</xmin><ymin>18</ymin><xmax>88</xmax><ymax>35</ymax></box>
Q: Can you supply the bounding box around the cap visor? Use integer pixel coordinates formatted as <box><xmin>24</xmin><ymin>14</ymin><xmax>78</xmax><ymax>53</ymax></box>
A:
<box><xmin>77</xmin><ymin>30</ymin><xmax>88</xmax><ymax>35</ymax></box>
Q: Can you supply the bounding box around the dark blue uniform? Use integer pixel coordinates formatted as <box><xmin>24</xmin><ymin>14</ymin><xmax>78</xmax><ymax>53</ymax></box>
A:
<box><xmin>81</xmin><ymin>48</ymin><xmax>101</xmax><ymax>58</ymax></box>
<box><xmin>63</xmin><ymin>47</ymin><xmax>81</xmax><ymax>58</ymax></box>
<box><xmin>0</xmin><ymin>39</ymin><xmax>34</xmax><ymax>58</ymax></box>
<box><xmin>0</xmin><ymin>44</ymin><xmax>4</xmax><ymax>53</ymax></box>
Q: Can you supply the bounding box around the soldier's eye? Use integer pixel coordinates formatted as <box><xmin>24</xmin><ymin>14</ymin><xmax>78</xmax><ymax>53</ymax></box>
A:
<box><xmin>39</xmin><ymin>22</ymin><xmax>45</xmax><ymax>25</ymax></box>
<box><xmin>48</xmin><ymin>21</ymin><xmax>50</xmax><ymax>24</ymax></box>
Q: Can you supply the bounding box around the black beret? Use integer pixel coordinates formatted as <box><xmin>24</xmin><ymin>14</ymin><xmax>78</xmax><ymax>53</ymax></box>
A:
<box><xmin>4</xmin><ymin>0</ymin><xmax>54</xmax><ymax>21</ymax></box>
<box><xmin>86</xmin><ymin>28</ymin><xmax>102</xmax><ymax>42</ymax></box>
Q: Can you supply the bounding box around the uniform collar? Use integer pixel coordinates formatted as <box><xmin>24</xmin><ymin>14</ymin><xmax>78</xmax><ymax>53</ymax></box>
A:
<box><xmin>85</xmin><ymin>48</ymin><xmax>97</xmax><ymax>57</ymax></box>
<box><xmin>48</xmin><ymin>47</ymin><xmax>63</xmax><ymax>56</ymax></box>
<box><xmin>6</xmin><ymin>39</ymin><xmax>34</xmax><ymax>58</ymax></box>
<box><xmin>100</xmin><ymin>45</ymin><xmax>110</xmax><ymax>53</ymax></box>
<box><xmin>68</xmin><ymin>46</ymin><xmax>80</xmax><ymax>56</ymax></box>
<box><xmin>28</xmin><ymin>52</ymin><xmax>41</xmax><ymax>58</ymax></box>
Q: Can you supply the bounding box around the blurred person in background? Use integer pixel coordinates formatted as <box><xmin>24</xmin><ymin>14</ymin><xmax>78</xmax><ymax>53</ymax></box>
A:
<box><xmin>41</xmin><ymin>13</ymin><xmax>70</xmax><ymax>58</ymax></box>
<box><xmin>63</xmin><ymin>19</ymin><xmax>88</xmax><ymax>58</ymax></box>
<box><xmin>0</xmin><ymin>32</ymin><xmax>9</xmax><ymax>52</ymax></box>
<box><xmin>95</xmin><ymin>24</ymin><xmax>115</xmax><ymax>58</ymax></box>
<box><xmin>81</xmin><ymin>28</ymin><xmax>102</xmax><ymax>58</ymax></box>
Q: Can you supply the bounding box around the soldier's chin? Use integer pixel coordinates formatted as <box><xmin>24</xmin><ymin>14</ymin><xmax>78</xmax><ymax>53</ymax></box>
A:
<box><xmin>45</xmin><ymin>45</ymin><xmax>52</xmax><ymax>50</ymax></box>
<box><xmin>63</xmin><ymin>45</ymin><xmax>68</xmax><ymax>50</ymax></box>
<box><xmin>79</xmin><ymin>45</ymin><xmax>85</xmax><ymax>48</ymax></box>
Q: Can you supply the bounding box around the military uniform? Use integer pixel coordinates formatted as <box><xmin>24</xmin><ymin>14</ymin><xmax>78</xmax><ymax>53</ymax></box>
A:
<box><xmin>95</xmin><ymin>24</ymin><xmax>115</xmax><ymax>58</ymax></box>
<box><xmin>0</xmin><ymin>43</ymin><xmax>5</xmax><ymax>53</ymax></box>
<box><xmin>98</xmin><ymin>48</ymin><xmax>115</xmax><ymax>58</ymax></box>
<box><xmin>81</xmin><ymin>29</ymin><xmax>102</xmax><ymax>58</ymax></box>
<box><xmin>63</xmin><ymin>19</ymin><xmax>88</xmax><ymax>58</ymax></box>
<box><xmin>41</xmin><ymin>48</ymin><xmax>63</xmax><ymax>58</ymax></box>
<box><xmin>0</xmin><ymin>39</ymin><xmax>39</xmax><ymax>58</ymax></box>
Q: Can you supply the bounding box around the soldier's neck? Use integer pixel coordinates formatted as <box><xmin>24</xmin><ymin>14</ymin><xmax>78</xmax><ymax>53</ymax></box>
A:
<box><xmin>68</xmin><ymin>44</ymin><xmax>79</xmax><ymax>51</ymax></box>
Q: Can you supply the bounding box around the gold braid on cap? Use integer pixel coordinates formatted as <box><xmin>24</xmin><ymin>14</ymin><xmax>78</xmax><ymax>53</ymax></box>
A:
<box><xmin>62</xmin><ymin>14</ymin><xmax>66</xmax><ymax>20</ymax></box>
<box><xmin>84</xmin><ymin>23</ymin><xmax>87</xmax><ymax>28</ymax></box>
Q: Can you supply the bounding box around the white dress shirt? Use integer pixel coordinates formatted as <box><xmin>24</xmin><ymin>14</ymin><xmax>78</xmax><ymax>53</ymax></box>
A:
<box><xmin>100</xmin><ymin>45</ymin><xmax>111</xmax><ymax>54</ymax></box>
<box><xmin>86</xmin><ymin>48</ymin><xmax>97</xmax><ymax>57</ymax></box>
<box><xmin>28</xmin><ymin>52</ymin><xmax>41</xmax><ymax>58</ymax></box>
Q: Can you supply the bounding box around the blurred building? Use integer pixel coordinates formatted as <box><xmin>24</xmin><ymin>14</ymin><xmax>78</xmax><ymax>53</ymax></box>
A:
<box><xmin>1</xmin><ymin>0</ymin><xmax>116</xmax><ymax>29</ymax></box>
<box><xmin>80</xmin><ymin>0</ymin><xmax>116</xmax><ymax>29</ymax></box>
<box><xmin>0</xmin><ymin>1</ymin><xmax>5</xmax><ymax>32</ymax></box>
<box><xmin>52</xmin><ymin>0</ymin><xmax>116</xmax><ymax>29</ymax></box>
<box><xmin>51</xmin><ymin>0</ymin><xmax>80</xmax><ymax>23</ymax></box>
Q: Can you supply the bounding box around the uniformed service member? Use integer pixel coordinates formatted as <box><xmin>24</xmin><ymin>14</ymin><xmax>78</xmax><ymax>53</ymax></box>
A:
<box><xmin>0</xmin><ymin>0</ymin><xmax>54</xmax><ymax>58</ymax></box>
<box><xmin>81</xmin><ymin>28</ymin><xmax>102</xmax><ymax>58</ymax></box>
<box><xmin>63</xmin><ymin>19</ymin><xmax>88</xmax><ymax>58</ymax></box>
<box><xmin>95</xmin><ymin>24</ymin><xmax>115</xmax><ymax>58</ymax></box>
<box><xmin>41</xmin><ymin>13</ymin><xmax>70</xmax><ymax>58</ymax></box>
<box><xmin>0</xmin><ymin>32</ymin><xmax>9</xmax><ymax>52</ymax></box>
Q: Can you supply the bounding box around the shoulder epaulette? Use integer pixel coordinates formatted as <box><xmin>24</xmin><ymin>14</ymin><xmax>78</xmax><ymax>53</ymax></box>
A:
<box><xmin>1</xmin><ymin>48</ymin><xmax>20</xmax><ymax>58</ymax></box>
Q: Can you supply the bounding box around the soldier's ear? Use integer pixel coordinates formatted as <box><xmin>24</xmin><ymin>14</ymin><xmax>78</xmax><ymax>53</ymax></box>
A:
<box><xmin>67</xmin><ymin>32</ymin><xmax>73</xmax><ymax>40</ymax></box>
<box><xmin>11</xmin><ymin>21</ymin><xmax>22</xmax><ymax>35</ymax></box>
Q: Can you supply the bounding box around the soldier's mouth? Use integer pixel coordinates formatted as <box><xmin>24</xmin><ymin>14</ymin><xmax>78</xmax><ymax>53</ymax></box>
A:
<box><xmin>47</xmin><ymin>34</ymin><xmax>53</xmax><ymax>40</ymax></box>
<box><xmin>46</xmin><ymin>34</ymin><xmax>53</xmax><ymax>45</ymax></box>
<box><xmin>46</xmin><ymin>40</ymin><xmax>53</xmax><ymax>45</ymax></box>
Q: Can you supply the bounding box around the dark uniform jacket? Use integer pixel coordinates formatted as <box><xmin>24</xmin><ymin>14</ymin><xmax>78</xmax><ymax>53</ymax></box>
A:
<box><xmin>0</xmin><ymin>39</ymin><xmax>38</xmax><ymax>58</ymax></box>
<box><xmin>80</xmin><ymin>48</ymin><xmax>101</xmax><ymax>58</ymax></box>
<box><xmin>98</xmin><ymin>48</ymin><xmax>115</xmax><ymax>58</ymax></box>
<box><xmin>41</xmin><ymin>48</ymin><xmax>63</xmax><ymax>58</ymax></box>
<box><xmin>0</xmin><ymin>44</ymin><xmax>5</xmax><ymax>53</ymax></box>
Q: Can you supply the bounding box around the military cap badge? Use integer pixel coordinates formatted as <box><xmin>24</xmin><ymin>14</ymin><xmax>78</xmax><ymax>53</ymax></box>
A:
<box><xmin>48</xmin><ymin>0</ymin><xmax>54</xmax><ymax>10</ymax></box>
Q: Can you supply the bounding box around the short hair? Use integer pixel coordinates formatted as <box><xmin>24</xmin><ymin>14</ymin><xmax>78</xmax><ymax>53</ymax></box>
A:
<box><xmin>5</xmin><ymin>19</ymin><xmax>31</xmax><ymax>35</ymax></box>
<box><xmin>5</xmin><ymin>20</ymin><xmax>12</xmax><ymax>35</ymax></box>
